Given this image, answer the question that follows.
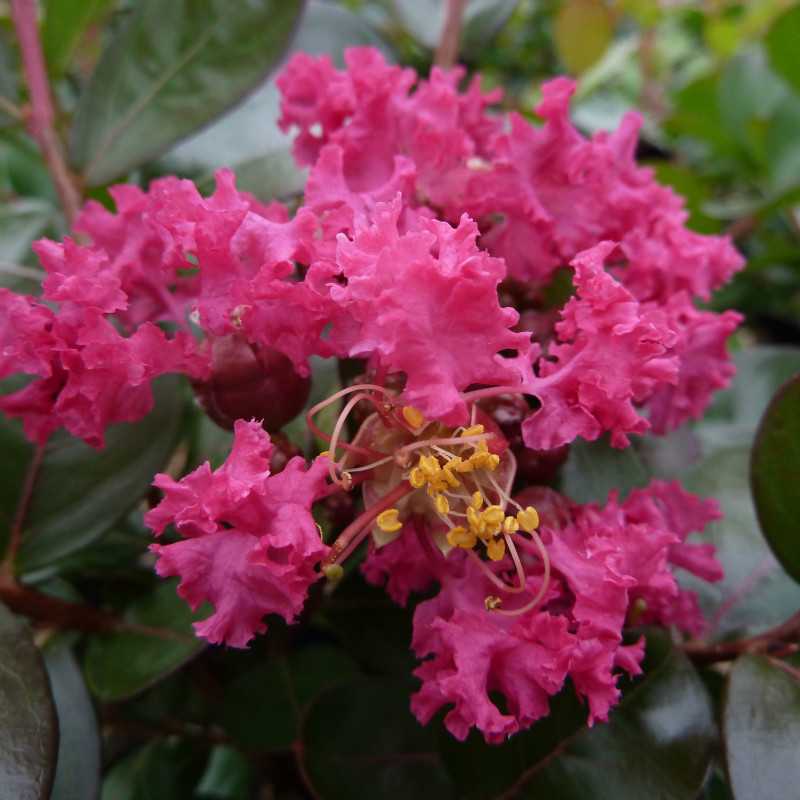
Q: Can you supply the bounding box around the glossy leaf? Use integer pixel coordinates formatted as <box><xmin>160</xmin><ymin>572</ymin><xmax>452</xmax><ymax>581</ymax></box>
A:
<box><xmin>83</xmin><ymin>579</ymin><xmax>205</xmax><ymax>702</ymax></box>
<box><xmin>13</xmin><ymin>375</ymin><xmax>186</xmax><ymax>572</ymax></box>
<box><xmin>766</xmin><ymin>5</ymin><xmax>800</xmax><ymax>96</ymax></box>
<box><xmin>0</xmin><ymin>603</ymin><xmax>58</xmax><ymax>799</ymax></box>
<box><xmin>439</xmin><ymin>632</ymin><xmax>714</xmax><ymax>800</ymax></box>
<box><xmin>195</xmin><ymin>746</ymin><xmax>253</xmax><ymax>800</ymax></box>
<box><xmin>300</xmin><ymin>677</ymin><xmax>455</xmax><ymax>799</ymax></box>
<box><xmin>69</xmin><ymin>0</ymin><xmax>307</xmax><ymax>186</ymax></box>
<box><xmin>724</xmin><ymin>655</ymin><xmax>800</xmax><ymax>800</ymax></box>
<box><xmin>44</xmin><ymin>638</ymin><xmax>101</xmax><ymax>800</ymax></box>
<box><xmin>167</xmin><ymin>0</ymin><xmax>390</xmax><ymax>201</ymax></box>
<box><xmin>101</xmin><ymin>739</ymin><xmax>206</xmax><ymax>800</ymax></box>
<box><xmin>751</xmin><ymin>373</ymin><xmax>800</xmax><ymax>583</ymax></box>
<box><xmin>221</xmin><ymin>644</ymin><xmax>360</xmax><ymax>751</ymax></box>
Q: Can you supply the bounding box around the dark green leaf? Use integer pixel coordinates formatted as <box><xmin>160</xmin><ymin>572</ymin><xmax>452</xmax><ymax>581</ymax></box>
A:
<box><xmin>84</xmin><ymin>579</ymin><xmax>205</xmax><ymax>702</ymax></box>
<box><xmin>69</xmin><ymin>0</ymin><xmax>307</xmax><ymax>186</ymax></box>
<box><xmin>195</xmin><ymin>746</ymin><xmax>253</xmax><ymax>800</ymax></box>
<box><xmin>766</xmin><ymin>5</ymin><xmax>800</xmax><ymax>96</ymax></box>
<box><xmin>43</xmin><ymin>638</ymin><xmax>101</xmax><ymax>800</ymax></box>
<box><xmin>440</xmin><ymin>632</ymin><xmax>714</xmax><ymax>800</ymax></box>
<box><xmin>221</xmin><ymin>643</ymin><xmax>360</xmax><ymax>751</ymax></box>
<box><xmin>13</xmin><ymin>375</ymin><xmax>186</xmax><ymax>572</ymax></box>
<box><xmin>301</xmin><ymin>677</ymin><xmax>455</xmax><ymax>799</ymax></box>
<box><xmin>101</xmin><ymin>739</ymin><xmax>206</xmax><ymax>800</ymax></box>
<box><xmin>0</xmin><ymin>603</ymin><xmax>58</xmax><ymax>799</ymax></box>
<box><xmin>167</xmin><ymin>0</ymin><xmax>390</xmax><ymax>202</ymax></box>
<box><xmin>751</xmin><ymin>373</ymin><xmax>800</xmax><ymax>583</ymax></box>
<box><xmin>724</xmin><ymin>655</ymin><xmax>800</xmax><ymax>800</ymax></box>
<box><xmin>42</xmin><ymin>0</ymin><xmax>114</xmax><ymax>77</ymax></box>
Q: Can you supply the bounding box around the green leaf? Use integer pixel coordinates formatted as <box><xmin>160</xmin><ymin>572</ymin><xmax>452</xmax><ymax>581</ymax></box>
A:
<box><xmin>69</xmin><ymin>0</ymin><xmax>307</xmax><ymax>186</ymax></box>
<box><xmin>84</xmin><ymin>579</ymin><xmax>205</xmax><ymax>702</ymax></box>
<box><xmin>554</xmin><ymin>0</ymin><xmax>614</xmax><ymax>75</ymax></box>
<box><xmin>42</xmin><ymin>0</ymin><xmax>114</xmax><ymax>77</ymax></box>
<box><xmin>101</xmin><ymin>739</ymin><xmax>206</xmax><ymax>800</ymax></box>
<box><xmin>195</xmin><ymin>746</ymin><xmax>253</xmax><ymax>800</ymax></box>
<box><xmin>0</xmin><ymin>603</ymin><xmax>58</xmax><ymax>799</ymax></box>
<box><xmin>9</xmin><ymin>375</ymin><xmax>186</xmax><ymax>572</ymax></box>
<box><xmin>0</xmin><ymin>199</ymin><xmax>53</xmax><ymax>265</ymax></box>
<box><xmin>681</xmin><ymin>347</ymin><xmax>800</xmax><ymax>639</ymax></box>
<box><xmin>221</xmin><ymin>644</ymin><xmax>360</xmax><ymax>751</ymax></box>
<box><xmin>300</xmin><ymin>677</ymin><xmax>455</xmax><ymax>799</ymax></box>
<box><xmin>43</xmin><ymin>638</ymin><xmax>101</xmax><ymax>800</ymax></box>
<box><xmin>166</xmin><ymin>0</ymin><xmax>390</xmax><ymax>202</ymax></box>
<box><xmin>724</xmin><ymin>655</ymin><xmax>800</xmax><ymax>800</ymax></box>
<box><xmin>439</xmin><ymin>632</ymin><xmax>714</xmax><ymax>800</ymax></box>
<box><xmin>751</xmin><ymin>373</ymin><xmax>800</xmax><ymax>583</ymax></box>
<box><xmin>766</xmin><ymin>5</ymin><xmax>800</xmax><ymax>96</ymax></box>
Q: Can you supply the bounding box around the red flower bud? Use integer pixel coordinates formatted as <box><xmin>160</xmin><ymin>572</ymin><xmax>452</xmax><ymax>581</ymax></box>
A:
<box><xmin>194</xmin><ymin>335</ymin><xmax>310</xmax><ymax>432</ymax></box>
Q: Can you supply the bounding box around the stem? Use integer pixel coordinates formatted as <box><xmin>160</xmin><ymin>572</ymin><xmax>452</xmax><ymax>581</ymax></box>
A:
<box><xmin>434</xmin><ymin>0</ymin><xmax>467</xmax><ymax>69</ymax></box>
<box><xmin>10</xmin><ymin>0</ymin><xmax>82</xmax><ymax>225</ymax></box>
<box><xmin>323</xmin><ymin>481</ymin><xmax>414</xmax><ymax>566</ymax></box>
<box><xmin>0</xmin><ymin>577</ymin><xmax>195</xmax><ymax>641</ymax></box>
<box><xmin>683</xmin><ymin>611</ymin><xmax>800</xmax><ymax>665</ymax></box>
<box><xmin>1</xmin><ymin>442</ymin><xmax>46</xmax><ymax>580</ymax></box>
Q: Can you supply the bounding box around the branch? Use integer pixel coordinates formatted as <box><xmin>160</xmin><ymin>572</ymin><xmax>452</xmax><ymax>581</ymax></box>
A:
<box><xmin>1</xmin><ymin>442</ymin><xmax>46</xmax><ymax>580</ymax></box>
<box><xmin>10</xmin><ymin>0</ymin><xmax>81</xmax><ymax>225</ymax></box>
<box><xmin>683</xmin><ymin>611</ymin><xmax>800</xmax><ymax>666</ymax></box>
<box><xmin>434</xmin><ymin>0</ymin><xmax>467</xmax><ymax>69</ymax></box>
<box><xmin>0</xmin><ymin>577</ymin><xmax>196</xmax><ymax>642</ymax></box>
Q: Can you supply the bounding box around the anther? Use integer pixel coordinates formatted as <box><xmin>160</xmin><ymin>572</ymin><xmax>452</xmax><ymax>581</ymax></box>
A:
<box><xmin>322</xmin><ymin>564</ymin><xmax>344</xmax><ymax>582</ymax></box>
<box><xmin>435</xmin><ymin>495</ymin><xmax>450</xmax><ymax>515</ymax></box>
<box><xmin>376</xmin><ymin>508</ymin><xmax>403</xmax><ymax>533</ymax></box>
<box><xmin>486</xmin><ymin>537</ymin><xmax>506</xmax><ymax>561</ymax></box>
<box><xmin>485</xmin><ymin>595</ymin><xmax>502</xmax><ymax>610</ymax></box>
<box><xmin>516</xmin><ymin>506</ymin><xmax>540</xmax><ymax>533</ymax></box>
<box><xmin>402</xmin><ymin>406</ymin><xmax>426</xmax><ymax>429</ymax></box>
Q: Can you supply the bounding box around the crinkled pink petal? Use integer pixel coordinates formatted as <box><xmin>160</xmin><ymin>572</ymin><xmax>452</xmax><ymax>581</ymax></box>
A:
<box><xmin>324</xmin><ymin>198</ymin><xmax>533</xmax><ymax>424</ymax></box>
<box><xmin>146</xmin><ymin>422</ymin><xmax>330</xmax><ymax>647</ymax></box>
<box><xmin>0</xmin><ymin>289</ymin><xmax>57</xmax><ymax>379</ymax></box>
<box><xmin>523</xmin><ymin>241</ymin><xmax>678</xmax><ymax>450</ymax></box>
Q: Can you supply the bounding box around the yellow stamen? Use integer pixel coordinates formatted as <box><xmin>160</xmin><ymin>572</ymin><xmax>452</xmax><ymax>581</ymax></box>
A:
<box><xmin>409</xmin><ymin>467</ymin><xmax>426</xmax><ymax>488</ymax></box>
<box><xmin>486</xmin><ymin>537</ymin><xmax>506</xmax><ymax>561</ymax></box>
<box><xmin>447</xmin><ymin>526</ymin><xmax>477</xmax><ymax>548</ymax></box>
<box><xmin>470</xmin><ymin>491</ymin><xmax>484</xmax><ymax>510</ymax></box>
<box><xmin>402</xmin><ymin>406</ymin><xmax>426</xmax><ymax>429</ymax></box>
<box><xmin>435</xmin><ymin>494</ymin><xmax>450</xmax><ymax>515</ymax></box>
<box><xmin>503</xmin><ymin>515</ymin><xmax>519</xmax><ymax>534</ymax></box>
<box><xmin>517</xmin><ymin>506</ymin><xmax>540</xmax><ymax>533</ymax></box>
<box><xmin>483</xmin><ymin>505</ymin><xmax>505</xmax><ymax>526</ymax></box>
<box><xmin>485</xmin><ymin>595</ymin><xmax>502</xmax><ymax>610</ymax></box>
<box><xmin>461</xmin><ymin>424</ymin><xmax>485</xmax><ymax>437</ymax></box>
<box><xmin>376</xmin><ymin>508</ymin><xmax>402</xmax><ymax>533</ymax></box>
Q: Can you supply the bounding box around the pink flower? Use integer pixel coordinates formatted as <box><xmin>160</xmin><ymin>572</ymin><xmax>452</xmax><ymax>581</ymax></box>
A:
<box><xmin>321</xmin><ymin>198</ymin><xmax>533</xmax><ymax>424</ymax></box>
<box><xmin>146</xmin><ymin>420</ymin><xmax>331</xmax><ymax>648</ymax></box>
<box><xmin>523</xmin><ymin>241</ymin><xmax>678</xmax><ymax>450</ymax></box>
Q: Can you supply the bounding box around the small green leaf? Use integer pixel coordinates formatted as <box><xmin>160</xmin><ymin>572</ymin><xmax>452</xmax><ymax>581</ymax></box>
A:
<box><xmin>84</xmin><ymin>579</ymin><xmax>205</xmax><ymax>702</ymax></box>
<box><xmin>440</xmin><ymin>632</ymin><xmax>714</xmax><ymax>800</ymax></box>
<box><xmin>43</xmin><ymin>638</ymin><xmax>101</xmax><ymax>800</ymax></box>
<box><xmin>221</xmin><ymin>644</ymin><xmax>360</xmax><ymax>751</ymax></box>
<box><xmin>0</xmin><ymin>603</ymin><xmax>58</xmax><ymax>799</ymax></box>
<box><xmin>11</xmin><ymin>375</ymin><xmax>186</xmax><ymax>572</ymax></box>
<box><xmin>751</xmin><ymin>373</ymin><xmax>800</xmax><ymax>583</ymax></box>
<box><xmin>301</xmin><ymin>677</ymin><xmax>455</xmax><ymax>799</ymax></box>
<box><xmin>195</xmin><ymin>746</ymin><xmax>253</xmax><ymax>800</ymax></box>
<box><xmin>554</xmin><ymin>0</ymin><xmax>614</xmax><ymax>75</ymax></box>
<box><xmin>70</xmin><ymin>0</ymin><xmax>307</xmax><ymax>186</ymax></box>
<box><xmin>766</xmin><ymin>5</ymin><xmax>800</xmax><ymax>96</ymax></box>
<box><xmin>724</xmin><ymin>655</ymin><xmax>800</xmax><ymax>800</ymax></box>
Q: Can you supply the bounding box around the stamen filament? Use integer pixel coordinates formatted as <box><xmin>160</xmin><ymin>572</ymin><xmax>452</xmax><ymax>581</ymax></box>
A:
<box><xmin>467</xmin><ymin>549</ymin><xmax>524</xmax><ymax>594</ymax></box>
<box><xmin>493</xmin><ymin>529</ymin><xmax>551</xmax><ymax>617</ymax></box>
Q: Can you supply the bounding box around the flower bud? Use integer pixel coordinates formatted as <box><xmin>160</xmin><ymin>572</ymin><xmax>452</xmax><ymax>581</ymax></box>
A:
<box><xmin>194</xmin><ymin>334</ymin><xmax>310</xmax><ymax>432</ymax></box>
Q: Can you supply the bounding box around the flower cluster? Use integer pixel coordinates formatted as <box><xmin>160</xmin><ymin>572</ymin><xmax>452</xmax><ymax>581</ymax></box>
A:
<box><xmin>1</xmin><ymin>47</ymin><xmax>742</xmax><ymax>742</ymax></box>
